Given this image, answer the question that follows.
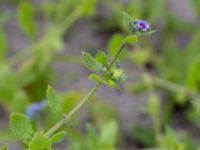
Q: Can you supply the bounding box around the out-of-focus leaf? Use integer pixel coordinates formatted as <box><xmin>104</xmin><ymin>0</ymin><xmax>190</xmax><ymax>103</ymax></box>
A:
<box><xmin>132</xmin><ymin>125</ymin><xmax>156</xmax><ymax>146</ymax></box>
<box><xmin>129</xmin><ymin>49</ymin><xmax>150</xmax><ymax>66</ymax></box>
<box><xmin>11</xmin><ymin>90</ymin><xmax>29</xmax><ymax>113</ymax></box>
<box><xmin>187</xmin><ymin>99</ymin><xmax>200</xmax><ymax>127</ymax></box>
<box><xmin>10</xmin><ymin>113</ymin><xmax>33</xmax><ymax>144</ymax></box>
<box><xmin>29</xmin><ymin>132</ymin><xmax>51</xmax><ymax>149</ymax></box>
<box><xmin>0</xmin><ymin>65</ymin><xmax>18</xmax><ymax>101</ymax></box>
<box><xmin>107</xmin><ymin>34</ymin><xmax>127</xmax><ymax>60</ymax></box>
<box><xmin>100</xmin><ymin>120</ymin><xmax>118</xmax><ymax>147</ymax></box>
<box><xmin>187</xmin><ymin>56</ymin><xmax>200</xmax><ymax>91</ymax></box>
<box><xmin>123</xmin><ymin>12</ymin><xmax>133</xmax><ymax>30</ymax></box>
<box><xmin>17</xmin><ymin>2</ymin><xmax>37</xmax><ymax>39</ymax></box>
<box><xmin>127</xmin><ymin>82</ymin><xmax>147</xmax><ymax>95</ymax></box>
<box><xmin>0</xmin><ymin>144</ymin><xmax>8</xmax><ymax>150</ymax></box>
<box><xmin>0</xmin><ymin>29</ymin><xmax>8</xmax><ymax>60</ymax></box>
<box><xmin>192</xmin><ymin>0</ymin><xmax>200</xmax><ymax>17</ymax></box>
<box><xmin>66</xmin><ymin>127</ymin><xmax>85</xmax><ymax>148</ymax></box>
<box><xmin>82</xmin><ymin>52</ymin><xmax>103</xmax><ymax>72</ymax></box>
<box><xmin>186</xmin><ymin>30</ymin><xmax>200</xmax><ymax>61</ymax></box>
<box><xmin>89</xmin><ymin>100</ymin><xmax>118</xmax><ymax>129</ymax></box>
<box><xmin>0</xmin><ymin>13</ymin><xmax>10</xmax><ymax>25</ymax></box>
<box><xmin>50</xmin><ymin>131</ymin><xmax>66</xmax><ymax>143</ymax></box>
<box><xmin>47</xmin><ymin>86</ymin><xmax>63</xmax><ymax>116</ymax></box>
<box><xmin>82</xmin><ymin>0</ymin><xmax>97</xmax><ymax>17</ymax></box>
<box><xmin>147</xmin><ymin>0</ymin><xmax>165</xmax><ymax>23</ymax></box>
<box><xmin>86</xmin><ymin>124</ymin><xmax>100</xmax><ymax>150</ymax></box>
<box><xmin>148</xmin><ymin>94</ymin><xmax>160</xmax><ymax>118</ymax></box>
<box><xmin>159</xmin><ymin>127</ymin><xmax>184</xmax><ymax>150</ymax></box>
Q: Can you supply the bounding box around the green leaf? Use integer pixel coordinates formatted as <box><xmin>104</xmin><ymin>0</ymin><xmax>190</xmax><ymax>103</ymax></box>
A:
<box><xmin>82</xmin><ymin>52</ymin><xmax>103</xmax><ymax>72</ymax></box>
<box><xmin>29</xmin><ymin>132</ymin><xmax>51</xmax><ymax>150</ymax></box>
<box><xmin>95</xmin><ymin>51</ymin><xmax>108</xmax><ymax>66</ymax></box>
<box><xmin>86</xmin><ymin>124</ymin><xmax>100</xmax><ymax>150</ymax></box>
<box><xmin>135</xmin><ymin>29</ymin><xmax>156</xmax><ymax>36</ymax></box>
<box><xmin>82</xmin><ymin>0</ymin><xmax>97</xmax><ymax>17</ymax></box>
<box><xmin>0</xmin><ymin>29</ymin><xmax>8</xmax><ymax>60</ymax></box>
<box><xmin>100</xmin><ymin>120</ymin><xmax>118</xmax><ymax>147</ymax></box>
<box><xmin>132</xmin><ymin>125</ymin><xmax>156</xmax><ymax>146</ymax></box>
<box><xmin>0</xmin><ymin>144</ymin><xmax>8</xmax><ymax>150</ymax></box>
<box><xmin>47</xmin><ymin>86</ymin><xmax>63</xmax><ymax>116</ymax></box>
<box><xmin>123</xmin><ymin>12</ymin><xmax>133</xmax><ymax>30</ymax></box>
<box><xmin>107</xmin><ymin>34</ymin><xmax>127</xmax><ymax>60</ymax></box>
<box><xmin>187</xmin><ymin>57</ymin><xmax>200</xmax><ymax>91</ymax></box>
<box><xmin>17</xmin><ymin>2</ymin><xmax>37</xmax><ymax>39</ymax></box>
<box><xmin>0</xmin><ymin>65</ymin><xmax>18</xmax><ymax>101</ymax></box>
<box><xmin>0</xmin><ymin>13</ymin><xmax>10</xmax><ymax>25</ymax></box>
<box><xmin>11</xmin><ymin>90</ymin><xmax>29</xmax><ymax>113</ymax></box>
<box><xmin>123</xmin><ymin>35</ymin><xmax>138</xmax><ymax>45</ymax></box>
<box><xmin>10</xmin><ymin>113</ymin><xmax>33</xmax><ymax>144</ymax></box>
<box><xmin>148</xmin><ymin>94</ymin><xmax>160</xmax><ymax>118</ymax></box>
<box><xmin>128</xmin><ymin>82</ymin><xmax>147</xmax><ymax>95</ymax></box>
<box><xmin>160</xmin><ymin>127</ymin><xmax>184</xmax><ymax>150</ymax></box>
<box><xmin>89</xmin><ymin>73</ymin><xmax>115</xmax><ymax>86</ymax></box>
<box><xmin>50</xmin><ymin>131</ymin><xmax>66</xmax><ymax>143</ymax></box>
<box><xmin>147</xmin><ymin>0</ymin><xmax>165</xmax><ymax>23</ymax></box>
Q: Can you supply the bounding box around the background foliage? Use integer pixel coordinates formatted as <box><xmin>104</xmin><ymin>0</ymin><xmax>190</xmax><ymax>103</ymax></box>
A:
<box><xmin>0</xmin><ymin>0</ymin><xmax>200</xmax><ymax>149</ymax></box>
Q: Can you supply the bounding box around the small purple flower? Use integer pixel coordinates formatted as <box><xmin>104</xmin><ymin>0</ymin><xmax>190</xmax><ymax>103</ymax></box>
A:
<box><xmin>26</xmin><ymin>100</ymin><xmax>47</xmax><ymax>118</ymax></box>
<box><xmin>135</xmin><ymin>20</ymin><xmax>150</xmax><ymax>32</ymax></box>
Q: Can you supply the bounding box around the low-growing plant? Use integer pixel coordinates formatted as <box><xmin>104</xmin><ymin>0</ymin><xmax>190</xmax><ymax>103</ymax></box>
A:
<box><xmin>1</xmin><ymin>13</ymin><xmax>156</xmax><ymax>149</ymax></box>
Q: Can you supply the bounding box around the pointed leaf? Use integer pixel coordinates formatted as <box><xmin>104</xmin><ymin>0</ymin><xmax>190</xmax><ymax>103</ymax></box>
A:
<box><xmin>10</xmin><ymin>113</ymin><xmax>33</xmax><ymax>144</ymax></box>
<box><xmin>29</xmin><ymin>132</ymin><xmax>51</xmax><ymax>150</ymax></box>
<box><xmin>108</xmin><ymin>34</ymin><xmax>127</xmax><ymax>60</ymax></box>
<box><xmin>47</xmin><ymin>86</ymin><xmax>63</xmax><ymax>116</ymax></box>
<box><xmin>17</xmin><ymin>2</ymin><xmax>37</xmax><ymax>39</ymax></box>
<box><xmin>50</xmin><ymin>131</ymin><xmax>66</xmax><ymax>143</ymax></box>
<box><xmin>123</xmin><ymin>35</ymin><xmax>138</xmax><ymax>45</ymax></box>
<box><xmin>0</xmin><ymin>29</ymin><xmax>8</xmax><ymax>60</ymax></box>
<box><xmin>100</xmin><ymin>120</ymin><xmax>118</xmax><ymax>147</ymax></box>
<box><xmin>95</xmin><ymin>51</ymin><xmax>108</xmax><ymax>66</ymax></box>
<box><xmin>82</xmin><ymin>52</ymin><xmax>103</xmax><ymax>72</ymax></box>
<box><xmin>0</xmin><ymin>144</ymin><xmax>8</xmax><ymax>150</ymax></box>
<box><xmin>86</xmin><ymin>124</ymin><xmax>100</xmax><ymax>150</ymax></box>
<box><xmin>123</xmin><ymin>12</ymin><xmax>133</xmax><ymax>30</ymax></box>
<box><xmin>89</xmin><ymin>73</ymin><xmax>115</xmax><ymax>86</ymax></box>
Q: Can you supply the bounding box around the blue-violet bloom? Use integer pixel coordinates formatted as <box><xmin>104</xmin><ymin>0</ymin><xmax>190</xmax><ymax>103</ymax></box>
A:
<box><xmin>135</xmin><ymin>20</ymin><xmax>150</xmax><ymax>32</ymax></box>
<box><xmin>26</xmin><ymin>100</ymin><xmax>47</xmax><ymax>118</ymax></box>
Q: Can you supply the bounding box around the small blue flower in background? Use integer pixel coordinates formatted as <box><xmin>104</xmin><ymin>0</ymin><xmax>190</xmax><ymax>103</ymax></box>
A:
<box><xmin>26</xmin><ymin>100</ymin><xmax>47</xmax><ymax>118</ymax></box>
<box><xmin>134</xmin><ymin>20</ymin><xmax>150</xmax><ymax>32</ymax></box>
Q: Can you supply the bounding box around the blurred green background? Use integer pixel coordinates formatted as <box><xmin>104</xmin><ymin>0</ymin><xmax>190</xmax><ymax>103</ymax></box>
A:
<box><xmin>1</xmin><ymin>0</ymin><xmax>200</xmax><ymax>149</ymax></box>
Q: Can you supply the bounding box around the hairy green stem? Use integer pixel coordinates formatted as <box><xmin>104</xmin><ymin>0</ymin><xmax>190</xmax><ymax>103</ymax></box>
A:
<box><xmin>109</xmin><ymin>43</ymin><xmax>126</xmax><ymax>68</ymax></box>
<box><xmin>45</xmin><ymin>82</ymin><xmax>101</xmax><ymax>137</ymax></box>
<box><xmin>151</xmin><ymin>76</ymin><xmax>200</xmax><ymax>99</ymax></box>
<box><xmin>45</xmin><ymin>41</ymin><xmax>127</xmax><ymax>137</ymax></box>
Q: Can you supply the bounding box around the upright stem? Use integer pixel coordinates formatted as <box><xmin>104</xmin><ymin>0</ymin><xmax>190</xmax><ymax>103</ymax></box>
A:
<box><xmin>45</xmin><ymin>42</ymin><xmax>126</xmax><ymax>137</ymax></box>
<box><xmin>45</xmin><ymin>82</ymin><xmax>101</xmax><ymax>137</ymax></box>
<box><xmin>109</xmin><ymin>43</ymin><xmax>126</xmax><ymax>69</ymax></box>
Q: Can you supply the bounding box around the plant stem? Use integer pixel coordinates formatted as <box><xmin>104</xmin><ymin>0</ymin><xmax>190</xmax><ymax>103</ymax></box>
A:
<box><xmin>151</xmin><ymin>76</ymin><xmax>200</xmax><ymax>99</ymax></box>
<box><xmin>45</xmin><ymin>41</ymin><xmax>127</xmax><ymax>137</ymax></box>
<box><xmin>45</xmin><ymin>82</ymin><xmax>101</xmax><ymax>137</ymax></box>
<box><xmin>109</xmin><ymin>43</ymin><xmax>126</xmax><ymax>69</ymax></box>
